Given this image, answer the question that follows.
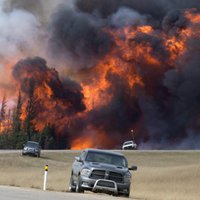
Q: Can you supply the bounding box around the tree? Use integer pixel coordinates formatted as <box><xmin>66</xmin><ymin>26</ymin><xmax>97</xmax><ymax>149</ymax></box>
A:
<box><xmin>24</xmin><ymin>83</ymin><xmax>37</xmax><ymax>140</ymax></box>
<box><xmin>0</xmin><ymin>94</ymin><xmax>7</xmax><ymax>133</ymax></box>
<box><xmin>0</xmin><ymin>94</ymin><xmax>6</xmax><ymax>120</ymax></box>
<box><xmin>40</xmin><ymin>124</ymin><xmax>56</xmax><ymax>149</ymax></box>
<box><xmin>10</xmin><ymin>90</ymin><xmax>27</xmax><ymax>149</ymax></box>
<box><xmin>12</xmin><ymin>91</ymin><xmax>22</xmax><ymax>133</ymax></box>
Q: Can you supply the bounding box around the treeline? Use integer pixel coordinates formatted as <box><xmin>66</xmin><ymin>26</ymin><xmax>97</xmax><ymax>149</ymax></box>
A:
<box><xmin>0</xmin><ymin>91</ymin><xmax>57</xmax><ymax>149</ymax></box>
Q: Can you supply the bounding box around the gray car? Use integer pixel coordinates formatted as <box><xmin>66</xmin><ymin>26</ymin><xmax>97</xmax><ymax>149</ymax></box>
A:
<box><xmin>69</xmin><ymin>148</ymin><xmax>137</xmax><ymax>197</ymax></box>
<box><xmin>22</xmin><ymin>141</ymin><xmax>41</xmax><ymax>157</ymax></box>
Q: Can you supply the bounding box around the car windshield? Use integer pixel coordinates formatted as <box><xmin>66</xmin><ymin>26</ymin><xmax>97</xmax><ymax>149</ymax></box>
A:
<box><xmin>26</xmin><ymin>142</ymin><xmax>39</xmax><ymax>148</ymax></box>
<box><xmin>85</xmin><ymin>152</ymin><xmax>127</xmax><ymax>167</ymax></box>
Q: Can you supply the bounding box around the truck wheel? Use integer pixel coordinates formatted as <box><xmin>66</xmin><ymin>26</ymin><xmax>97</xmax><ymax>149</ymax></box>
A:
<box><xmin>124</xmin><ymin>189</ymin><xmax>130</xmax><ymax>198</ymax></box>
<box><xmin>119</xmin><ymin>187</ymin><xmax>130</xmax><ymax>198</ymax></box>
<box><xmin>69</xmin><ymin>174</ymin><xmax>76</xmax><ymax>192</ymax></box>
<box><xmin>124</xmin><ymin>193</ymin><xmax>130</xmax><ymax>198</ymax></box>
<box><xmin>76</xmin><ymin>176</ymin><xmax>84</xmax><ymax>193</ymax></box>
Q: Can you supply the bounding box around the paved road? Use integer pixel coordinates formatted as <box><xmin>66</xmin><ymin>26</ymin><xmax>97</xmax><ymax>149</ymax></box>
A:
<box><xmin>0</xmin><ymin>186</ymin><xmax>134</xmax><ymax>200</ymax></box>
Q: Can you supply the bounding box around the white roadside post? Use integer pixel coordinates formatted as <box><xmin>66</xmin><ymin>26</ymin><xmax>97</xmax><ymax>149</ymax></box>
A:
<box><xmin>43</xmin><ymin>165</ymin><xmax>48</xmax><ymax>191</ymax></box>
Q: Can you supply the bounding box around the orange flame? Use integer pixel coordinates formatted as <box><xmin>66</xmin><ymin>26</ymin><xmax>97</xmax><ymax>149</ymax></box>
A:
<box><xmin>70</xmin><ymin>125</ymin><xmax>114</xmax><ymax>150</ymax></box>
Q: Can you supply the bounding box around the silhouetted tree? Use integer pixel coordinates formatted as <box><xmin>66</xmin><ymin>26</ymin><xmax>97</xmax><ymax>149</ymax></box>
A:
<box><xmin>10</xmin><ymin>90</ymin><xmax>27</xmax><ymax>149</ymax></box>
<box><xmin>40</xmin><ymin>124</ymin><xmax>56</xmax><ymax>149</ymax></box>
<box><xmin>0</xmin><ymin>94</ymin><xmax>6</xmax><ymax>132</ymax></box>
<box><xmin>24</xmin><ymin>83</ymin><xmax>37</xmax><ymax>140</ymax></box>
<box><xmin>12</xmin><ymin>91</ymin><xmax>22</xmax><ymax>133</ymax></box>
<box><xmin>0</xmin><ymin>94</ymin><xmax>6</xmax><ymax>120</ymax></box>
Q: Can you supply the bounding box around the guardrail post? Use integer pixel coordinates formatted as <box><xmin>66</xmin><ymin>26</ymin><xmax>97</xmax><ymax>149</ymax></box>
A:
<box><xmin>43</xmin><ymin>165</ymin><xmax>48</xmax><ymax>191</ymax></box>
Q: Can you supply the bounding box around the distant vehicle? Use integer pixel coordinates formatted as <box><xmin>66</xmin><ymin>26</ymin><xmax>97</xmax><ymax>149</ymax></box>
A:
<box><xmin>69</xmin><ymin>148</ymin><xmax>137</xmax><ymax>197</ymax></box>
<box><xmin>22</xmin><ymin>141</ymin><xmax>41</xmax><ymax>157</ymax></box>
<box><xmin>122</xmin><ymin>140</ymin><xmax>137</xmax><ymax>150</ymax></box>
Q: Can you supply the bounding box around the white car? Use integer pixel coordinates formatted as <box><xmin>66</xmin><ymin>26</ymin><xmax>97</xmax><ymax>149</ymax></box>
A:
<box><xmin>122</xmin><ymin>140</ymin><xmax>137</xmax><ymax>150</ymax></box>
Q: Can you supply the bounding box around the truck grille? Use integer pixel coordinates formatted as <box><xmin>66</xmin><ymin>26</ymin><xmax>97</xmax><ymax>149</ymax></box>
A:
<box><xmin>90</xmin><ymin>170</ymin><xmax>123</xmax><ymax>183</ymax></box>
<box><xmin>90</xmin><ymin>170</ymin><xmax>106</xmax><ymax>179</ymax></box>
<box><xmin>108</xmin><ymin>172</ymin><xmax>123</xmax><ymax>183</ymax></box>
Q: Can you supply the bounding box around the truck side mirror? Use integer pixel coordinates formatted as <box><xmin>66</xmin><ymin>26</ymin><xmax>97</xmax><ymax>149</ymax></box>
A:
<box><xmin>75</xmin><ymin>156</ymin><xmax>83</xmax><ymax>163</ymax></box>
<box><xmin>128</xmin><ymin>165</ymin><xmax>137</xmax><ymax>171</ymax></box>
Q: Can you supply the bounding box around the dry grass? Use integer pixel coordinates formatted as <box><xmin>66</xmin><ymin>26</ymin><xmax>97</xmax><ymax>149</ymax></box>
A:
<box><xmin>126</xmin><ymin>151</ymin><xmax>200</xmax><ymax>200</ymax></box>
<box><xmin>0</xmin><ymin>150</ymin><xmax>199</xmax><ymax>200</ymax></box>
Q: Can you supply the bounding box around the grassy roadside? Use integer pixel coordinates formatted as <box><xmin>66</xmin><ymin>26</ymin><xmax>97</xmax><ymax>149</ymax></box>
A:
<box><xmin>0</xmin><ymin>150</ymin><xmax>199</xmax><ymax>200</ymax></box>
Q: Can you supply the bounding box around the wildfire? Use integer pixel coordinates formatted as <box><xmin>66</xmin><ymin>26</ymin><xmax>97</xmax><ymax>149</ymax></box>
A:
<box><xmin>185</xmin><ymin>9</ymin><xmax>200</xmax><ymax>24</ymax></box>
<box><xmin>165</xmin><ymin>37</ymin><xmax>185</xmax><ymax>62</ymax></box>
<box><xmin>81</xmin><ymin>22</ymin><xmax>187</xmax><ymax>114</ymax></box>
<box><xmin>72</xmin><ymin>9</ymin><xmax>200</xmax><ymax>149</ymax></box>
<box><xmin>0</xmin><ymin>6</ymin><xmax>199</xmax><ymax>150</ymax></box>
<box><xmin>70</xmin><ymin>125</ymin><xmax>114</xmax><ymax>150</ymax></box>
<box><xmin>12</xmin><ymin>57</ymin><xmax>85</xmax><ymax>138</ymax></box>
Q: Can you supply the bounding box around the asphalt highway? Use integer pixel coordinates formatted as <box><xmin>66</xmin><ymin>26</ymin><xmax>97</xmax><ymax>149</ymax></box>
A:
<box><xmin>0</xmin><ymin>186</ymin><xmax>135</xmax><ymax>200</ymax></box>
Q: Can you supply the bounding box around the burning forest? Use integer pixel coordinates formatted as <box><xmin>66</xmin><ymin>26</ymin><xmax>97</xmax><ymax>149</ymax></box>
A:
<box><xmin>0</xmin><ymin>0</ymin><xmax>200</xmax><ymax>149</ymax></box>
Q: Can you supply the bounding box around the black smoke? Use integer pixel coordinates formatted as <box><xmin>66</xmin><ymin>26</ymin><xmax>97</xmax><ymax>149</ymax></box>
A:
<box><xmin>47</xmin><ymin>1</ymin><xmax>200</xmax><ymax>149</ymax></box>
<box><xmin>49</xmin><ymin>0</ymin><xmax>200</xmax><ymax>68</ymax></box>
<box><xmin>139</xmin><ymin>9</ymin><xmax>200</xmax><ymax>149</ymax></box>
<box><xmin>76</xmin><ymin>0</ymin><xmax>200</xmax><ymax>18</ymax></box>
<box><xmin>9</xmin><ymin>1</ymin><xmax>200</xmax><ymax>149</ymax></box>
<box><xmin>49</xmin><ymin>5</ymin><xmax>113</xmax><ymax>68</ymax></box>
<box><xmin>12</xmin><ymin>56</ymin><xmax>86</xmax><ymax>113</ymax></box>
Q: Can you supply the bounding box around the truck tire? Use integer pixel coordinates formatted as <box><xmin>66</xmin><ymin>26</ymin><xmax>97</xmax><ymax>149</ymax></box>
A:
<box><xmin>76</xmin><ymin>176</ymin><xmax>84</xmax><ymax>193</ymax></box>
<box><xmin>124</xmin><ymin>188</ymin><xmax>130</xmax><ymax>198</ymax></box>
<box><xmin>119</xmin><ymin>187</ymin><xmax>130</xmax><ymax>198</ymax></box>
<box><xmin>69</xmin><ymin>174</ymin><xmax>76</xmax><ymax>192</ymax></box>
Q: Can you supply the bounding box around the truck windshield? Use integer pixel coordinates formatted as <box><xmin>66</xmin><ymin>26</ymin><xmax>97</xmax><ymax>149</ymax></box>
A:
<box><xmin>26</xmin><ymin>142</ymin><xmax>39</xmax><ymax>148</ymax></box>
<box><xmin>85</xmin><ymin>152</ymin><xmax>127</xmax><ymax>167</ymax></box>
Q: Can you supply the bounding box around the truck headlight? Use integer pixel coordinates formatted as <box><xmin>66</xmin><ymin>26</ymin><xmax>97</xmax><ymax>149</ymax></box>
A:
<box><xmin>124</xmin><ymin>172</ymin><xmax>132</xmax><ymax>182</ymax></box>
<box><xmin>81</xmin><ymin>169</ymin><xmax>91</xmax><ymax>177</ymax></box>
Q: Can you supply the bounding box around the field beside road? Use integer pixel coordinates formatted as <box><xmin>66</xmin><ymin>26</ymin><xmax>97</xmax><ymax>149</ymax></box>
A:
<box><xmin>0</xmin><ymin>150</ymin><xmax>199</xmax><ymax>200</ymax></box>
